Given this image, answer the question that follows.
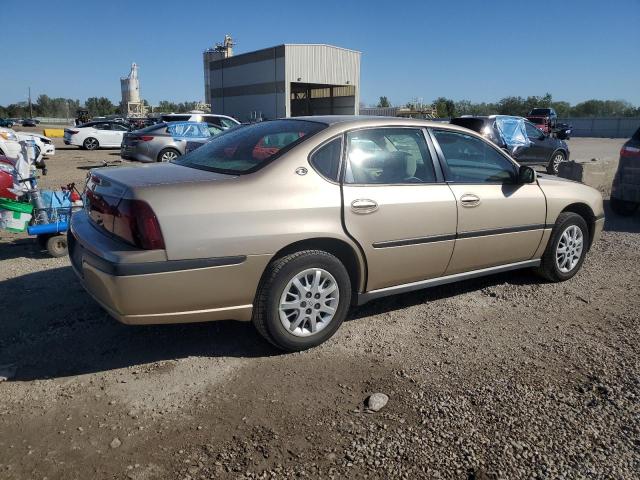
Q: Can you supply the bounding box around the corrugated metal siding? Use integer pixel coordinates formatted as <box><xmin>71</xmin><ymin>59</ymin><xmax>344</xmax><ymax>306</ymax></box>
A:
<box><xmin>284</xmin><ymin>45</ymin><xmax>360</xmax><ymax>86</ymax></box>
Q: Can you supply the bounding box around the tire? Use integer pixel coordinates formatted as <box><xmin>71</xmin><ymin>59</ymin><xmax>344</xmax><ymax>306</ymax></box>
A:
<box><xmin>46</xmin><ymin>234</ymin><xmax>68</xmax><ymax>258</ymax></box>
<box><xmin>610</xmin><ymin>197</ymin><xmax>638</xmax><ymax>216</ymax></box>
<box><xmin>252</xmin><ymin>250</ymin><xmax>352</xmax><ymax>351</ymax></box>
<box><xmin>546</xmin><ymin>151</ymin><xmax>566</xmax><ymax>175</ymax></box>
<box><xmin>83</xmin><ymin>137</ymin><xmax>99</xmax><ymax>150</ymax></box>
<box><xmin>535</xmin><ymin>212</ymin><xmax>589</xmax><ymax>282</ymax></box>
<box><xmin>157</xmin><ymin>148</ymin><xmax>180</xmax><ymax>162</ymax></box>
<box><xmin>37</xmin><ymin>234</ymin><xmax>51</xmax><ymax>249</ymax></box>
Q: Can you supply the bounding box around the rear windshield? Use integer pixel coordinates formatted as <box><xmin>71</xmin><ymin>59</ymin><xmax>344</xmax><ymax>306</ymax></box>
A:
<box><xmin>450</xmin><ymin>118</ymin><xmax>486</xmax><ymax>133</ymax></box>
<box><xmin>632</xmin><ymin>127</ymin><xmax>640</xmax><ymax>141</ymax></box>
<box><xmin>173</xmin><ymin>120</ymin><xmax>326</xmax><ymax>174</ymax></box>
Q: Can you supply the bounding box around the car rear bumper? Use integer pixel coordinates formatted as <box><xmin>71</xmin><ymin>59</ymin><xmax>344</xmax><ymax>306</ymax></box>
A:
<box><xmin>69</xmin><ymin>211</ymin><xmax>271</xmax><ymax>325</ymax></box>
<box><xmin>120</xmin><ymin>146</ymin><xmax>155</xmax><ymax>163</ymax></box>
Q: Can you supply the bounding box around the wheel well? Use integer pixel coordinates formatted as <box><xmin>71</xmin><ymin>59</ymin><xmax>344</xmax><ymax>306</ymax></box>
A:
<box><xmin>272</xmin><ymin>238</ymin><xmax>363</xmax><ymax>295</ymax></box>
<box><xmin>561</xmin><ymin>203</ymin><xmax>596</xmax><ymax>249</ymax></box>
<box><xmin>157</xmin><ymin>147</ymin><xmax>180</xmax><ymax>161</ymax></box>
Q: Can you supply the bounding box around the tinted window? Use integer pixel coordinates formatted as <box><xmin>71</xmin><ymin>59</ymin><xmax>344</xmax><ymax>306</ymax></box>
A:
<box><xmin>112</xmin><ymin>123</ymin><xmax>130</xmax><ymax>131</ymax></box>
<box><xmin>174</xmin><ymin>119</ymin><xmax>326</xmax><ymax>174</ymax></box>
<box><xmin>530</xmin><ymin>108</ymin><xmax>551</xmax><ymax>116</ymax></box>
<box><xmin>524</xmin><ymin>122</ymin><xmax>543</xmax><ymax>139</ymax></box>
<box><xmin>309</xmin><ymin>137</ymin><xmax>342</xmax><ymax>181</ymax></box>
<box><xmin>450</xmin><ymin>118</ymin><xmax>486</xmax><ymax>133</ymax></box>
<box><xmin>432</xmin><ymin>130</ymin><xmax>517</xmax><ymax>183</ymax></box>
<box><xmin>344</xmin><ymin>128</ymin><xmax>436</xmax><ymax>184</ymax></box>
<box><xmin>632</xmin><ymin>127</ymin><xmax>640</xmax><ymax>141</ymax></box>
<box><xmin>94</xmin><ymin>123</ymin><xmax>111</xmax><ymax>130</ymax></box>
<box><xmin>161</xmin><ymin>115</ymin><xmax>191</xmax><ymax>122</ymax></box>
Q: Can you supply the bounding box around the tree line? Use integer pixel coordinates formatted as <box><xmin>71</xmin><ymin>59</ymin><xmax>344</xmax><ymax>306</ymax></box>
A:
<box><xmin>376</xmin><ymin>94</ymin><xmax>640</xmax><ymax>118</ymax></box>
<box><xmin>0</xmin><ymin>95</ymin><xmax>203</xmax><ymax>119</ymax></box>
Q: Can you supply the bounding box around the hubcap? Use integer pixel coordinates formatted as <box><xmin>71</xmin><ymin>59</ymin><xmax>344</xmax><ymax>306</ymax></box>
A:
<box><xmin>556</xmin><ymin>225</ymin><xmax>583</xmax><ymax>273</ymax></box>
<box><xmin>279</xmin><ymin>268</ymin><xmax>339</xmax><ymax>337</ymax></box>
<box><xmin>162</xmin><ymin>151</ymin><xmax>178</xmax><ymax>162</ymax></box>
<box><xmin>86</xmin><ymin>139</ymin><xmax>97</xmax><ymax>149</ymax></box>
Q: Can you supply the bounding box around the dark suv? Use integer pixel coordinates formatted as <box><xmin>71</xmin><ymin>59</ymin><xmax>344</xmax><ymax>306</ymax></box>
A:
<box><xmin>451</xmin><ymin>116</ymin><xmax>570</xmax><ymax>174</ymax></box>
<box><xmin>610</xmin><ymin>126</ymin><xmax>640</xmax><ymax>216</ymax></box>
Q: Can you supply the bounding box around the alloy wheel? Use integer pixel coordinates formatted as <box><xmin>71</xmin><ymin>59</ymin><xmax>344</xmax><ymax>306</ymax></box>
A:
<box><xmin>552</xmin><ymin>153</ymin><xmax>565</xmax><ymax>173</ymax></box>
<box><xmin>85</xmin><ymin>138</ymin><xmax>98</xmax><ymax>150</ymax></box>
<box><xmin>161</xmin><ymin>151</ymin><xmax>178</xmax><ymax>162</ymax></box>
<box><xmin>555</xmin><ymin>225</ymin><xmax>583</xmax><ymax>273</ymax></box>
<box><xmin>278</xmin><ymin>268</ymin><xmax>340</xmax><ymax>337</ymax></box>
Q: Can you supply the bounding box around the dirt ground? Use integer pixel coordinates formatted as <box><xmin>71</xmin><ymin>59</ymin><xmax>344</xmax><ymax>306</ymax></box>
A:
<box><xmin>0</xmin><ymin>133</ymin><xmax>638</xmax><ymax>479</ymax></box>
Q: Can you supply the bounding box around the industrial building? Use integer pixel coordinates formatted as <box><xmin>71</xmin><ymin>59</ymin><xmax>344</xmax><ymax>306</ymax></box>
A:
<box><xmin>120</xmin><ymin>63</ymin><xmax>147</xmax><ymax>118</ymax></box>
<box><xmin>203</xmin><ymin>38</ymin><xmax>361</xmax><ymax>122</ymax></box>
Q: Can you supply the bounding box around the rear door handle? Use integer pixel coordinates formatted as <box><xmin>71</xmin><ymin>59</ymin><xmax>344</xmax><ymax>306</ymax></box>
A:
<box><xmin>460</xmin><ymin>194</ymin><xmax>481</xmax><ymax>208</ymax></box>
<box><xmin>351</xmin><ymin>199</ymin><xmax>378</xmax><ymax>214</ymax></box>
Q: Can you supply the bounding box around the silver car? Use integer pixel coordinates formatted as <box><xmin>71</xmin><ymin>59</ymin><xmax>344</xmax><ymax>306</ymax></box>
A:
<box><xmin>120</xmin><ymin>121</ymin><xmax>215</xmax><ymax>162</ymax></box>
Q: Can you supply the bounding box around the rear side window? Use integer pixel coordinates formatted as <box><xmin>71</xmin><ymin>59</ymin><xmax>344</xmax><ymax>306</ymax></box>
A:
<box><xmin>432</xmin><ymin>130</ymin><xmax>517</xmax><ymax>183</ymax></box>
<box><xmin>632</xmin><ymin>127</ymin><xmax>640</xmax><ymax>141</ymax></box>
<box><xmin>309</xmin><ymin>137</ymin><xmax>342</xmax><ymax>181</ymax></box>
<box><xmin>344</xmin><ymin>128</ymin><xmax>436</xmax><ymax>184</ymax></box>
<box><xmin>167</xmin><ymin>123</ymin><xmax>210</xmax><ymax>138</ymax></box>
<box><xmin>94</xmin><ymin>123</ymin><xmax>111</xmax><ymax>130</ymax></box>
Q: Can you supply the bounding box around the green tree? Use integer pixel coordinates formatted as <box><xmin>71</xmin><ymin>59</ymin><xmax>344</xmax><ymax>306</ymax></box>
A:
<box><xmin>433</xmin><ymin>97</ymin><xmax>456</xmax><ymax>118</ymax></box>
<box><xmin>85</xmin><ymin>97</ymin><xmax>116</xmax><ymax>116</ymax></box>
<box><xmin>377</xmin><ymin>96</ymin><xmax>391</xmax><ymax>108</ymax></box>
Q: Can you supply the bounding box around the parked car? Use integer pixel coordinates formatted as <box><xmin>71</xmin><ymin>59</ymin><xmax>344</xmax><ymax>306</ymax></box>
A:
<box><xmin>63</xmin><ymin>121</ymin><xmax>132</xmax><ymax>150</ymax></box>
<box><xmin>610</xmin><ymin>126</ymin><xmax>640</xmax><ymax>216</ymax></box>
<box><xmin>0</xmin><ymin>118</ymin><xmax>14</xmax><ymax>128</ymax></box>
<box><xmin>0</xmin><ymin>128</ymin><xmax>22</xmax><ymax>159</ymax></box>
<box><xmin>15</xmin><ymin>131</ymin><xmax>54</xmax><ymax>166</ymax></box>
<box><xmin>527</xmin><ymin>108</ymin><xmax>557</xmax><ymax>134</ymax></box>
<box><xmin>70</xmin><ymin>117</ymin><xmax>604</xmax><ymax>351</ymax></box>
<box><xmin>450</xmin><ymin>116</ymin><xmax>570</xmax><ymax>174</ymax></box>
<box><xmin>160</xmin><ymin>113</ymin><xmax>239</xmax><ymax>132</ymax></box>
<box><xmin>121</xmin><ymin>121</ymin><xmax>213</xmax><ymax>162</ymax></box>
<box><xmin>21</xmin><ymin>119</ymin><xmax>37</xmax><ymax>127</ymax></box>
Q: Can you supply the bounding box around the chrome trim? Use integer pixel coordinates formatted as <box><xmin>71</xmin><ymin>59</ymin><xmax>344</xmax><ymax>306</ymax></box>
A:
<box><xmin>356</xmin><ymin>259</ymin><xmax>541</xmax><ymax>305</ymax></box>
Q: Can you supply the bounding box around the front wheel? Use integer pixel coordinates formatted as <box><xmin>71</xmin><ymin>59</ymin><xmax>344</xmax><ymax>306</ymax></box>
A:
<box><xmin>535</xmin><ymin>212</ymin><xmax>589</xmax><ymax>282</ymax></box>
<box><xmin>547</xmin><ymin>151</ymin><xmax>566</xmax><ymax>175</ymax></box>
<box><xmin>610</xmin><ymin>197</ymin><xmax>638</xmax><ymax>216</ymax></box>
<box><xmin>252</xmin><ymin>250</ymin><xmax>352</xmax><ymax>351</ymax></box>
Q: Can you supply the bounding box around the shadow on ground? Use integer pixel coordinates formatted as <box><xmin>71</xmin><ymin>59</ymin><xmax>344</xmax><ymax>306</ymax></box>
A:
<box><xmin>0</xmin><ymin>261</ymin><xmax>549</xmax><ymax>381</ymax></box>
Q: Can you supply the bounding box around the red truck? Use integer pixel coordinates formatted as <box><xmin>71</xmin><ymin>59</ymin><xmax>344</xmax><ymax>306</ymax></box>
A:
<box><xmin>526</xmin><ymin>107</ymin><xmax>558</xmax><ymax>134</ymax></box>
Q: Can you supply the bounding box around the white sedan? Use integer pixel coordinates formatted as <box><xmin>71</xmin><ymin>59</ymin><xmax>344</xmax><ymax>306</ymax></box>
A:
<box><xmin>16</xmin><ymin>132</ymin><xmax>55</xmax><ymax>159</ymax></box>
<box><xmin>64</xmin><ymin>121</ymin><xmax>131</xmax><ymax>150</ymax></box>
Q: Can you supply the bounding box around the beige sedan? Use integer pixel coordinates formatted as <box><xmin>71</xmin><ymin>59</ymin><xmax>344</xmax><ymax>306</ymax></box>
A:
<box><xmin>69</xmin><ymin>117</ymin><xmax>604</xmax><ymax>351</ymax></box>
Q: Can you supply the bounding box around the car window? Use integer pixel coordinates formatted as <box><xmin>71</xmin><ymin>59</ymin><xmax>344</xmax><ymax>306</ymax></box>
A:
<box><xmin>309</xmin><ymin>137</ymin><xmax>342</xmax><ymax>181</ymax></box>
<box><xmin>432</xmin><ymin>130</ymin><xmax>517</xmax><ymax>183</ymax></box>
<box><xmin>112</xmin><ymin>123</ymin><xmax>129</xmax><ymax>132</ymax></box>
<box><xmin>344</xmin><ymin>128</ymin><xmax>436</xmax><ymax>184</ymax></box>
<box><xmin>174</xmin><ymin>119</ymin><xmax>326</xmax><ymax>174</ymax></box>
<box><xmin>220</xmin><ymin>118</ymin><xmax>238</xmax><ymax>128</ymax></box>
<box><xmin>94</xmin><ymin>123</ymin><xmax>111</xmax><ymax>130</ymax></box>
<box><xmin>524</xmin><ymin>122</ymin><xmax>543</xmax><ymax>139</ymax></box>
<box><xmin>167</xmin><ymin>123</ymin><xmax>210</xmax><ymax>138</ymax></box>
<box><xmin>206</xmin><ymin>124</ymin><xmax>224</xmax><ymax>136</ymax></box>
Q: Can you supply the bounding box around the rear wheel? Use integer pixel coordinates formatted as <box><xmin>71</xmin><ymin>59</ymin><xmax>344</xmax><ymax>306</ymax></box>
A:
<box><xmin>158</xmin><ymin>148</ymin><xmax>180</xmax><ymax>162</ymax></box>
<box><xmin>610</xmin><ymin>197</ymin><xmax>639</xmax><ymax>216</ymax></box>
<box><xmin>46</xmin><ymin>234</ymin><xmax>68</xmax><ymax>257</ymax></box>
<box><xmin>252</xmin><ymin>250</ymin><xmax>351</xmax><ymax>351</ymax></box>
<box><xmin>535</xmin><ymin>212</ymin><xmax>589</xmax><ymax>282</ymax></box>
<box><xmin>547</xmin><ymin>151</ymin><xmax>566</xmax><ymax>175</ymax></box>
<box><xmin>83</xmin><ymin>137</ymin><xmax>99</xmax><ymax>150</ymax></box>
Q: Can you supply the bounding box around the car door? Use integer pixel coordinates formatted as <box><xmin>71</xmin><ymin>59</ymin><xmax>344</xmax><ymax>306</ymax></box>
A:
<box><xmin>341</xmin><ymin>126</ymin><xmax>458</xmax><ymax>291</ymax></box>
<box><xmin>111</xmin><ymin>123</ymin><xmax>130</xmax><ymax>146</ymax></box>
<box><xmin>93</xmin><ymin>123</ymin><xmax>118</xmax><ymax>146</ymax></box>
<box><xmin>430</xmin><ymin>128</ymin><xmax>546</xmax><ymax>274</ymax></box>
<box><xmin>520</xmin><ymin>121</ymin><xmax>548</xmax><ymax>163</ymax></box>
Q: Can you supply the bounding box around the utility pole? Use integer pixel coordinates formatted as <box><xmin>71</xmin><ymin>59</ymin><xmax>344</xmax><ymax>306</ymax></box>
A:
<box><xmin>28</xmin><ymin>87</ymin><xmax>33</xmax><ymax>119</ymax></box>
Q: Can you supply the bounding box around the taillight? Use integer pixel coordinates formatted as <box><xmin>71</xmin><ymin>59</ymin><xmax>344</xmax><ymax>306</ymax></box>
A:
<box><xmin>113</xmin><ymin>199</ymin><xmax>165</xmax><ymax>250</ymax></box>
<box><xmin>620</xmin><ymin>145</ymin><xmax>640</xmax><ymax>158</ymax></box>
<box><xmin>138</xmin><ymin>135</ymin><xmax>154</xmax><ymax>141</ymax></box>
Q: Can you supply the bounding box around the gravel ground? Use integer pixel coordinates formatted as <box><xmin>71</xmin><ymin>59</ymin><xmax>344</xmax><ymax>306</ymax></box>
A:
<box><xmin>0</xmin><ymin>134</ymin><xmax>638</xmax><ymax>479</ymax></box>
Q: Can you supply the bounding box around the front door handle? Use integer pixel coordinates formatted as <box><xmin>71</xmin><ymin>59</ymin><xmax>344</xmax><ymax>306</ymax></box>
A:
<box><xmin>460</xmin><ymin>194</ymin><xmax>481</xmax><ymax>208</ymax></box>
<box><xmin>351</xmin><ymin>199</ymin><xmax>378</xmax><ymax>214</ymax></box>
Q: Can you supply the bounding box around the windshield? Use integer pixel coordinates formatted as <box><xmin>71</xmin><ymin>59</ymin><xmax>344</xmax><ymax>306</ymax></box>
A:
<box><xmin>173</xmin><ymin>119</ymin><xmax>326</xmax><ymax>174</ymax></box>
<box><xmin>529</xmin><ymin>109</ymin><xmax>550</xmax><ymax>116</ymax></box>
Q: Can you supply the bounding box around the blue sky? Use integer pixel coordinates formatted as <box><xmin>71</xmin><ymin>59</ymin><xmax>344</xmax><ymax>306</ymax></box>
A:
<box><xmin>2</xmin><ymin>0</ymin><xmax>639</xmax><ymax>107</ymax></box>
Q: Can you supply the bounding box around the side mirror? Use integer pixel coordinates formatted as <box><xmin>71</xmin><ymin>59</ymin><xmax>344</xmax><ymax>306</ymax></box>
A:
<box><xmin>518</xmin><ymin>165</ymin><xmax>536</xmax><ymax>183</ymax></box>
